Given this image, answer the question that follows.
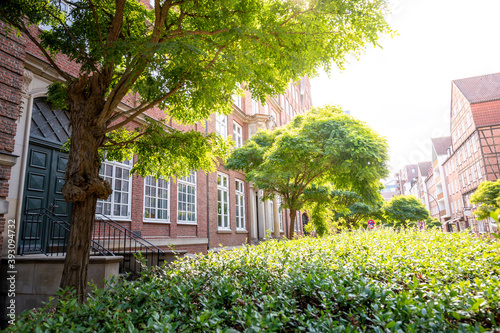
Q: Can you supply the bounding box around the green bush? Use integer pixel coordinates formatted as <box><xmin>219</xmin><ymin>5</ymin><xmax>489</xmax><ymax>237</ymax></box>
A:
<box><xmin>8</xmin><ymin>229</ymin><xmax>500</xmax><ymax>332</ymax></box>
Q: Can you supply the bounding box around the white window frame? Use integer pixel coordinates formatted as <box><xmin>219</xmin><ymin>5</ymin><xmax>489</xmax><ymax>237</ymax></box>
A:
<box><xmin>177</xmin><ymin>172</ymin><xmax>197</xmax><ymax>224</ymax></box>
<box><xmin>144</xmin><ymin>176</ymin><xmax>170</xmax><ymax>223</ymax></box>
<box><xmin>233</xmin><ymin>94</ymin><xmax>241</xmax><ymax>109</ymax></box>
<box><xmin>461</xmin><ymin>174</ymin><xmax>466</xmax><ymax>188</ymax></box>
<box><xmin>263</xmin><ymin>103</ymin><xmax>269</xmax><ymax>115</ymax></box>
<box><xmin>472</xmin><ymin>134</ymin><xmax>478</xmax><ymax>152</ymax></box>
<box><xmin>233</xmin><ymin>121</ymin><xmax>243</xmax><ymax>148</ymax></box>
<box><xmin>466</xmin><ymin>140</ymin><xmax>471</xmax><ymax>157</ymax></box>
<box><xmin>97</xmin><ymin>159</ymin><xmax>133</xmax><ymax>220</ymax></box>
<box><xmin>477</xmin><ymin>161</ymin><xmax>482</xmax><ymax>178</ymax></box>
<box><xmin>466</xmin><ymin>114</ymin><xmax>471</xmax><ymax>127</ymax></box>
<box><xmin>216</xmin><ymin>113</ymin><xmax>227</xmax><ymax>139</ymax></box>
<box><xmin>217</xmin><ymin>172</ymin><xmax>230</xmax><ymax>230</ymax></box>
<box><xmin>235</xmin><ymin>179</ymin><xmax>246</xmax><ymax>230</ymax></box>
<box><xmin>39</xmin><ymin>0</ymin><xmax>72</xmax><ymax>30</ymax></box>
<box><xmin>252</xmin><ymin>98</ymin><xmax>259</xmax><ymax>115</ymax></box>
<box><xmin>471</xmin><ymin>166</ymin><xmax>476</xmax><ymax>182</ymax></box>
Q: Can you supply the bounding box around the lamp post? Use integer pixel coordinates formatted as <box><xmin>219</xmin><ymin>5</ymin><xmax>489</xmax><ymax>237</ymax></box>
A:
<box><xmin>426</xmin><ymin>192</ymin><xmax>442</xmax><ymax>224</ymax></box>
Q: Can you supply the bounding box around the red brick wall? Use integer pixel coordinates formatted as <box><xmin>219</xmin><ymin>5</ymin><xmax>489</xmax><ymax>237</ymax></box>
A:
<box><xmin>23</xmin><ymin>25</ymin><xmax>81</xmax><ymax>78</ymax></box>
<box><xmin>0</xmin><ymin>21</ymin><xmax>25</xmax><ymax>253</ymax></box>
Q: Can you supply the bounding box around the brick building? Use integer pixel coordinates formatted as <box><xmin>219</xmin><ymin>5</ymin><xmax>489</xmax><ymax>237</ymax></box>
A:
<box><xmin>408</xmin><ymin>161</ymin><xmax>432</xmax><ymax>206</ymax></box>
<box><xmin>426</xmin><ymin>137</ymin><xmax>452</xmax><ymax>224</ymax></box>
<box><xmin>441</xmin><ymin>73</ymin><xmax>500</xmax><ymax>234</ymax></box>
<box><xmin>394</xmin><ymin>164</ymin><xmax>418</xmax><ymax>196</ymax></box>
<box><xmin>388</xmin><ymin>73</ymin><xmax>500</xmax><ymax>236</ymax></box>
<box><xmin>416</xmin><ymin>73</ymin><xmax>500</xmax><ymax>234</ymax></box>
<box><xmin>0</xmin><ymin>16</ymin><xmax>311</xmax><ymax>318</ymax></box>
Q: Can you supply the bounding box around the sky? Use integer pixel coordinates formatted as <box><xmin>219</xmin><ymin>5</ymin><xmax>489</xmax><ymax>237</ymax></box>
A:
<box><xmin>310</xmin><ymin>0</ymin><xmax>500</xmax><ymax>177</ymax></box>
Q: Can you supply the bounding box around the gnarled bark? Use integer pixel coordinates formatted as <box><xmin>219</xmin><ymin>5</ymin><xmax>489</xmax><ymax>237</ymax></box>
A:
<box><xmin>60</xmin><ymin>76</ymin><xmax>112</xmax><ymax>303</ymax></box>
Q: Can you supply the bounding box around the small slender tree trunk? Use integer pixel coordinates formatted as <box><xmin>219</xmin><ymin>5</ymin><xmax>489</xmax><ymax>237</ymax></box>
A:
<box><xmin>289</xmin><ymin>209</ymin><xmax>297</xmax><ymax>239</ymax></box>
<box><xmin>60</xmin><ymin>79</ymin><xmax>111</xmax><ymax>302</ymax></box>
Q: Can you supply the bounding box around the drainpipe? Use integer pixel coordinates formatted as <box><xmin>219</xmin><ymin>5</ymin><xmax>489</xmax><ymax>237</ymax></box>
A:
<box><xmin>255</xmin><ymin>193</ymin><xmax>260</xmax><ymax>241</ymax></box>
<box><xmin>206</xmin><ymin>120</ymin><xmax>210</xmax><ymax>251</ymax></box>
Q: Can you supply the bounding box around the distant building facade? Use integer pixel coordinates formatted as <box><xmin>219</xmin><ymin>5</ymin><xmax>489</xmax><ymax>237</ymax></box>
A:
<box><xmin>389</xmin><ymin>73</ymin><xmax>500</xmax><ymax>236</ymax></box>
<box><xmin>441</xmin><ymin>73</ymin><xmax>500</xmax><ymax>234</ymax></box>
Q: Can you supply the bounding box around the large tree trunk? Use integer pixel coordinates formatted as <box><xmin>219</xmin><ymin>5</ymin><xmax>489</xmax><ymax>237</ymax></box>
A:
<box><xmin>60</xmin><ymin>77</ymin><xmax>111</xmax><ymax>302</ymax></box>
<box><xmin>289</xmin><ymin>210</ymin><xmax>297</xmax><ymax>239</ymax></box>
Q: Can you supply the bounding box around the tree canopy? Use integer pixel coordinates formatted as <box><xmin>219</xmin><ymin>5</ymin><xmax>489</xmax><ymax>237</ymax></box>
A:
<box><xmin>304</xmin><ymin>189</ymin><xmax>384</xmax><ymax>236</ymax></box>
<box><xmin>1</xmin><ymin>0</ymin><xmax>392</xmax><ymax>298</ymax></box>
<box><xmin>383</xmin><ymin>195</ymin><xmax>430</xmax><ymax>229</ymax></box>
<box><xmin>226</xmin><ymin>105</ymin><xmax>389</xmax><ymax>237</ymax></box>
<box><xmin>425</xmin><ymin>217</ymin><xmax>442</xmax><ymax>230</ymax></box>
<box><xmin>470</xmin><ymin>179</ymin><xmax>500</xmax><ymax>222</ymax></box>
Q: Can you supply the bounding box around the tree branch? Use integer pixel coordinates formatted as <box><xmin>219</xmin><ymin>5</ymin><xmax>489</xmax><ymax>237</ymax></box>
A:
<box><xmin>280</xmin><ymin>9</ymin><xmax>314</xmax><ymax>27</ymax></box>
<box><xmin>88</xmin><ymin>0</ymin><xmax>103</xmax><ymax>46</ymax></box>
<box><xmin>106</xmin><ymin>0</ymin><xmax>126</xmax><ymax>47</ymax></box>
<box><xmin>166</xmin><ymin>28</ymin><xmax>231</xmax><ymax>39</ymax></box>
<box><xmin>0</xmin><ymin>15</ymin><xmax>73</xmax><ymax>82</ymax></box>
<box><xmin>103</xmin><ymin>132</ymin><xmax>147</xmax><ymax>148</ymax></box>
<box><xmin>200</xmin><ymin>43</ymin><xmax>229</xmax><ymax>70</ymax></box>
<box><xmin>104</xmin><ymin>81</ymin><xmax>183</xmax><ymax>133</ymax></box>
<box><xmin>42</xmin><ymin>4</ymin><xmax>99</xmax><ymax>72</ymax></box>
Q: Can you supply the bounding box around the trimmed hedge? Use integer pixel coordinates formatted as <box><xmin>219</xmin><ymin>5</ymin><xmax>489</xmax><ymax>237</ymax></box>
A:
<box><xmin>8</xmin><ymin>229</ymin><xmax>500</xmax><ymax>332</ymax></box>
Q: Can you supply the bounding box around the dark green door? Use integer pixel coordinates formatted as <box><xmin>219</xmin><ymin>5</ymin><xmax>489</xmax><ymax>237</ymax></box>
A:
<box><xmin>20</xmin><ymin>143</ymin><xmax>71</xmax><ymax>254</ymax></box>
<box><xmin>19</xmin><ymin>97</ymin><xmax>72</xmax><ymax>254</ymax></box>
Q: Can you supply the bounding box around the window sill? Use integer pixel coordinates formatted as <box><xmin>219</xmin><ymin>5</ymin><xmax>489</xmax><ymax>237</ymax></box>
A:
<box><xmin>177</xmin><ymin>222</ymin><xmax>198</xmax><ymax>226</ymax></box>
<box><xmin>96</xmin><ymin>216</ymin><xmax>131</xmax><ymax>222</ymax></box>
<box><xmin>143</xmin><ymin>219</ymin><xmax>171</xmax><ymax>224</ymax></box>
<box><xmin>217</xmin><ymin>229</ymin><xmax>232</xmax><ymax>234</ymax></box>
<box><xmin>236</xmin><ymin>230</ymin><xmax>248</xmax><ymax>234</ymax></box>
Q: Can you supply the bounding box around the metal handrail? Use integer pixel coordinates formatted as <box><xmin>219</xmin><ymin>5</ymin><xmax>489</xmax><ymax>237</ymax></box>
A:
<box><xmin>19</xmin><ymin>208</ymin><xmax>114</xmax><ymax>256</ymax></box>
<box><xmin>93</xmin><ymin>214</ymin><xmax>166</xmax><ymax>277</ymax></box>
<box><xmin>95</xmin><ymin>214</ymin><xmax>165</xmax><ymax>253</ymax></box>
<box><xmin>19</xmin><ymin>209</ymin><xmax>167</xmax><ymax>278</ymax></box>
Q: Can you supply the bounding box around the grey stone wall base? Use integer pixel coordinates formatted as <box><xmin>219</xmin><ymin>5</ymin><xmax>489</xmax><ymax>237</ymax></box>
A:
<box><xmin>0</xmin><ymin>200</ymin><xmax>8</xmax><ymax>215</ymax></box>
<box><xmin>0</xmin><ymin>255</ymin><xmax>122</xmax><ymax>329</ymax></box>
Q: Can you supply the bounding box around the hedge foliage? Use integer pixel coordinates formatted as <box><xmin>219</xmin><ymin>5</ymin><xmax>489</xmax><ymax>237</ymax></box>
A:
<box><xmin>8</xmin><ymin>229</ymin><xmax>500</xmax><ymax>332</ymax></box>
